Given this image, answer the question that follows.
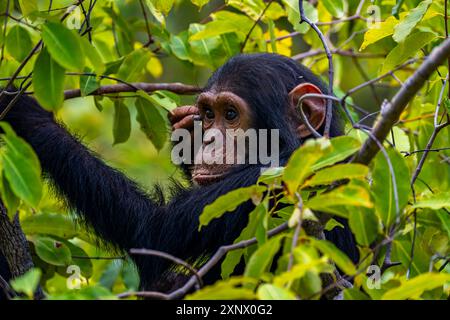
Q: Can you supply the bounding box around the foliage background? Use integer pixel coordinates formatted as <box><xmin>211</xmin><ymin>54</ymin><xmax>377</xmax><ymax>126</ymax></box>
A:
<box><xmin>0</xmin><ymin>0</ymin><xmax>449</xmax><ymax>300</ymax></box>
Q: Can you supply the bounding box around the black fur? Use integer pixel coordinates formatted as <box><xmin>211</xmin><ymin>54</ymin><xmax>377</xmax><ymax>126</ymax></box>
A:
<box><xmin>0</xmin><ymin>53</ymin><xmax>358</xmax><ymax>293</ymax></box>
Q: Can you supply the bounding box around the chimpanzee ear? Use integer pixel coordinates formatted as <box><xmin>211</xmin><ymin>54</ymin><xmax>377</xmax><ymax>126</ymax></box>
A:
<box><xmin>288</xmin><ymin>83</ymin><xmax>326</xmax><ymax>138</ymax></box>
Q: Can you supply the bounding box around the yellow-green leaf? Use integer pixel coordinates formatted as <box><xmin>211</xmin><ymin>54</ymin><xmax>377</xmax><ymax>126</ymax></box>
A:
<box><xmin>360</xmin><ymin>15</ymin><xmax>403</xmax><ymax>51</ymax></box>
<box><xmin>303</xmin><ymin>164</ymin><xmax>368</xmax><ymax>187</ymax></box>
<box><xmin>199</xmin><ymin>185</ymin><xmax>266</xmax><ymax>229</ymax></box>
<box><xmin>311</xmin><ymin>136</ymin><xmax>361</xmax><ymax>171</ymax></box>
<box><xmin>42</xmin><ymin>22</ymin><xmax>84</xmax><ymax>71</ymax></box>
<box><xmin>283</xmin><ymin>138</ymin><xmax>330</xmax><ymax>195</ymax></box>
<box><xmin>310</xmin><ymin>239</ymin><xmax>357</xmax><ymax>275</ymax></box>
<box><xmin>306</xmin><ymin>184</ymin><xmax>373</xmax><ymax>213</ymax></box>
<box><xmin>321</xmin><ymin>0</ymin><xmax>345</xmax><ymax>18</ymax></box>
<box><xmin>0</xmin><ymin>122</ymin><xmax>42</xmax><ymax>208</ymax></box>
<box><xmin>244</xmin><ymin>236</ymin><xmax>282</xmax><ymax>279</ymax></box>
<box><xmin>381</xmin><ymin>31</ymin><xmax>436</xmax><ymax>75</ymax></box>
<box><xmin>381</xmin><ymin>273</ymin><xmax>450</xmax><ymax>300</ymax></box>
<box><xmin>10</xmin><ymin>268</ymin><xmax>41</xmax><ymax>299</ymax></box>
<box><xmin>257</xmin><ymin>284</ymin><xmax>296</xmax><ymax>300</ymax></box>
<box><xmin>412</xmin><ymin>192</ymin><xmax>450</xmax><ymax>210</ymax></box>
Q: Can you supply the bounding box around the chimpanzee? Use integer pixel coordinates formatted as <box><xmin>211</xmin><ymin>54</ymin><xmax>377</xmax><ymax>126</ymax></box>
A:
<box><xmin>0</xmin><ymin>53</ymin><xmax>357</xmax><ymax>296</ymax></box>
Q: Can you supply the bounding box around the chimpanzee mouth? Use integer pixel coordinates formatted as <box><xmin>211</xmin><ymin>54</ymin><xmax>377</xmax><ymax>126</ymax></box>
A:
<box><xmin>192</xmin><ymin>173</ymin><xmax>224</xmax><ymax>185</ymax></box>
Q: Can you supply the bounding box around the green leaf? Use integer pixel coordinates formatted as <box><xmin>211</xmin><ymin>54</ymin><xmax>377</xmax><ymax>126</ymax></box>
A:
<box><xmin>41</xmin><ymin>22</ymin><xmax>84</xmax><ymax>71</ymax></box>
<box><xmin>381</xmin><ymin>32</ymin><xmax>436</xmax><ymax>74</ymax></box>
<box><xmin>393</xmin><ymin>0</ymin><xmax>432</xmax><ymax>43</ymax></box>
<box><xmin>189</xmin><ymin>20</ymin><xmax>239</xmax><ymax>41</ymax></box>
<box><xmin>0</xmin><ymin>172</ymin><xmax>20</xmax><ymax>220</ymax></box>
<box><xmin>137</xmin><ymin>90</ymin><xmax>177</xmax><ymax>112</ymax></box>
<box><xmin>199</xmin><ymin>185</ymin><xmax>266</xmax><ymax>229</ymax></box>
<box><xmin>304</xmin><ymin>164</ymin><xmax>368</xmax><ymax>187</ymax></box>
<box><xmin>321</xmin><ymin>0</ymin><xmax>345</xmax><ymax>18</ymax></box>
<box><xmin>117</xmin><ymin>48</ymin><xmax>152</xmax><ymax>82</ymax></box>
<box><xmin>311</xmin><ymin>136</ymin><xmax>361</xmax><ymax>171</ymax></box>
<box><xmin>381</xmin><ymin>273</ymin><xmax>450</xmax><ymax>300</ymax></box>
<box><xmin>273</xmin><ymin>257</ymin><xmax>329</xmax><ymax>286</ymax></box>
<box><xmin>10</xmin><ymin>268</ymin><xmax>41</xmax><ymax>299</ymax></box>
<box><xmin>306</xmin><ymin>184</ymin><xmax>373</xmax><ymax>215</ymax></box>
<box><xmin>135</xmin><ymin>97</ymin><xmax>168</xmax><ymax>151</ymax></box>
<box><xmin>257</xmin><ymin>284</ymin><xmax>296</xmax><ymax>300</ymax></box>
<box><xmin>122</xmin><ymin>260</ymin><xmax>140</xmax><ymax>291</ymax></box>
<box><xmin>21</xmin><ymin>213</ymin><xmax>79</xmax><ymax>239</ymax></box>
<box><xmin>324</xmin><ymin>218</ymin><xmax>344</xmax><ymax>231</ymax></box>
<box><xmin>228</xmin><ymin>0</ymin><xmax>285</xmax><ymax>21</ymax></box>
<box><xmin>63</xmin><ymin>240</ymin><xmax>93</xmax><ymax>278</ymax></box>
<box><xmin>169</xmin><ymin>32</ymin><xmax>192</xmax><ymax>62</ymax></box>
<box><xmin>191</xmin><ymin>0</ymin><xmax>209</xmax><ymax>10</ymax></box>
<box><xmin>17</xmin><ymin>0</ymin><xmax>38</xmax><ymax>18</ymax></box>
<box><xmin>310</xmin><ymin>239</ymin><xmax>357</xmax><ymax>275</ymax></box>
<box><xmin>343</xmin><ymin>288</ymin><xmax>371</xmax><ymax>300</ymax></box>
<box><xmin>349</xmin><ymin>207</ymin><xmax>379</xmax><ymax>246</ymax></box>
<box><xmin>80</xmin><ymin>37</ymin><xmax>105</xmax><ymax>75</ymax></box>
<box><xmin>79</xmin><ymin>69</ymin><xmax>100</xmax><ymax>97</ymax></box>
<box><xmin>244</xmin><ymin>236</ymin><xmax>282</xmax><ymax>279</ymax></box>
<box><xmin>221</xmin><ymin>33</ymin><xmax>240</xmax><ymax>58</ymax></box>
<box><xmin>100</xmin><ymin>260</ymin><xmax>123</xmax><ymax>290</ymax></box>
<box><xmin>283</xmin><ymin>0</ymin><xmax>317</xmax><ymax>34</ymax></box>
<box><xmin>392</xmin><ymin>239</ymin><xmax>428</xmax><ymax>277</ymax></box>
<box><xmin>47</xmin><ymin>285</ymin><xmax>116</xmax><ymax>300</ymax></box>
<box><xmin>6</xmin><ymin>25</ymin><xmax>33</xmax><ymax>62</ymax></box>
<box><xmin>148</xmin><ymin>0</ymin><xmax>174</xmax><ymax>15</ymax></box>
<box><xmin>412</xmin><ymin>192</ymin><xmax>450</xmax><ymax>210</ymax></box>
<box><xmin>283</xmin><ymin>138</ymin><xmax>330</xmax><ymax>195</ymax></box>
<box><xmin>33</xmin><ymin>236</ymin><xmax>72</xmax><ymax>266</ymax></box>
<box><xmin>188</xmin><ymin>23</ymin><xmax>222</xmax><ymax>69</ymax></box>
<box><xmin>372</xmin><ymin>148</ymin><xmax>410</xmax><ymax>228</ymax></box>
<box><xmin>0</xmin><ymin>122</ymin><xmax>42</xmax><ymax>207</ymax></box>
<box><xmin>144</xmin><ymin>0</ymin><xmax>166</xmax><ymax>25</ymax></box>
<box><xmin>392</xmin><ymin>0</ymin><xmax>405</xmax><ymax>18</ymax></box>
<box><xmin>221</xmin><ymin>202</ymin><xmax>266</xmax><ymax>279</ymax></box>
<box><xmin>32</xmin><ymin>48</ymin><xmax>65</xmax><ymax>111</ymax></box>
<box><xmin>113</xmin><ymin>101</ymin><xmax>131</xmax><ymax>145</ymax></box>
<box><xmin>186</xmin><ymin>277</ymin><xmax>256</xmax><ymax>300</ymax></box>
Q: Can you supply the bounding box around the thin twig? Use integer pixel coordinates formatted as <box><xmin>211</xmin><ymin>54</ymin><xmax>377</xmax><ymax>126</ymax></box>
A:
<box><xmin>353</xmin><ymin>38</ymin><xmax>450</xmax><ymax>165</ymax></box>
<box><xmin>64</xmin><ymin>82</ymin><xmax>201</xmax><ymax>99</ymax></box>
<box><xmin>118</xmin><ymin>222</ymin><xmax>289</xmax><ymax>300</ymax></box>
<box><xmin>241</xmin><ymin>0</ymin><xmax>273</xmax><ymax>52</ymax></box>
<box><xmin>130</xmin><ymin>248</ymin><xmax>203</xmax><ymax>289</ymax></box>
<box><xmin>299</xmin><ymin>0</ymin><xmax>334</xmax><ymax>136</ymax></box>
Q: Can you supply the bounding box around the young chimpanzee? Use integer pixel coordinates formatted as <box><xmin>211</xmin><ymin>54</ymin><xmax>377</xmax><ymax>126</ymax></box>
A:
<box><xmin>0</xmin><ymin>53</ymin><xmax>357</xmax><ymax>295</ymax></box>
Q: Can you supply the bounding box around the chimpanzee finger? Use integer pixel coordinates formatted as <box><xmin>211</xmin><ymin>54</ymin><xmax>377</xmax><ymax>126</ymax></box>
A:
<box><xmin>172</xmin><ymin>114</ymin><xmax>196</xmax><ymax>131</ymax></box>
<box><xmin>168</xmin><ymin>105</ymin><xmax>198</xmax><ymax>124</ymax></box>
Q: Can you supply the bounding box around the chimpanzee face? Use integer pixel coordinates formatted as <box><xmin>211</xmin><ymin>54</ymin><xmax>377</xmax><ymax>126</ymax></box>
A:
<box><xmin>168</xmin><ymin>83</ymin><xmax>327</xmax><ymax>186</ymax></box>
<box><xmin>192</xmin><ymin>91</ymin><xmax>253</xmax><ymax>185</ymax></box>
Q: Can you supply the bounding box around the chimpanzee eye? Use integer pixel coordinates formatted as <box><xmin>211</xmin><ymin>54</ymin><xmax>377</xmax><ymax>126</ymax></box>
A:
<box><xmin>225</xmin><ymin>108</ymin><xmax>237</xmax><ymax>121</ymax></box>
<box><xmin>204</xmin><ymin>107</ymin><xmax>214</xmax><ymax>120</ymax></box>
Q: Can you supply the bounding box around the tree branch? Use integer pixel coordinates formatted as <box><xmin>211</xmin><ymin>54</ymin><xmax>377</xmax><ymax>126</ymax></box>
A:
<box><xmin>353</xmin><ymin>38</ymin><xmax>450</xmax><ymax>165</ymax></box>
<box><xmin>64</xmin><ymin>82</ymin><xmax>201</xmax><ymax>99</ymax></box>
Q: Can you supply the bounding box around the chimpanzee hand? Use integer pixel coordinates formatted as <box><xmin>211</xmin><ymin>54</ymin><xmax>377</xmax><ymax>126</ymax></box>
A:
<box><xmin>167</xmin><ymin>105</ymin><xmax>199</xmax><ymax>131</ymax></box>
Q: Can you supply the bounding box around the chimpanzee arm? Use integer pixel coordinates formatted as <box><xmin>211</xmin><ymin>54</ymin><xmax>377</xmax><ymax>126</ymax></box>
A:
<box><xmin>0</xmin><ymin>94</ymin><xmax>163</xmax><ymax>250</ymax></box>
<box><xmin>0</xmin><ymin>94</ymin><xmax>258</xmax><ymax>285</ymax></box>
